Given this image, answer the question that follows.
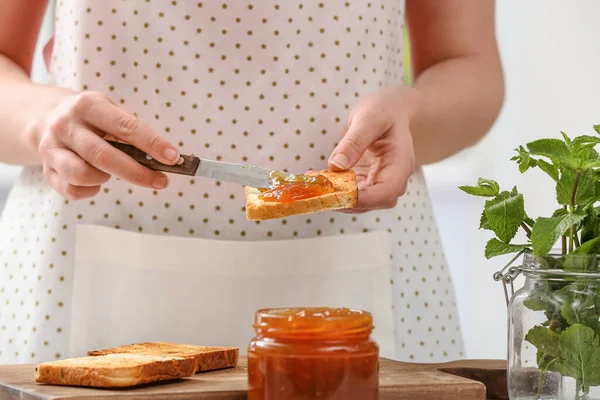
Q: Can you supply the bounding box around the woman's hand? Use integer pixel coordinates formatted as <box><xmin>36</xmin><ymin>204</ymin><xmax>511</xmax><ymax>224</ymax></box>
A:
<box><xmin>34</xmin><ymin>91</ymin><xmax>181</xmax><ymax>200</ymax></box>
<box><xmin>328</xmin><ymin>86</ymin><xmax>420</xmax><ymax>212</ymax></box>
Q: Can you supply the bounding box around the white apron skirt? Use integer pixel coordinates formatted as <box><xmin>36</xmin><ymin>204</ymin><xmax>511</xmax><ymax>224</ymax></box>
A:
<box><xmin>68</xmin><ymin>225</ymin><xmax>395</xmax><ymax>358</ymax></box>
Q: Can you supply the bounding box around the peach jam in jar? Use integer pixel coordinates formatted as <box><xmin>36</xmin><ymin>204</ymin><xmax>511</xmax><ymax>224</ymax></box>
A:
<box><xmin>248</xmin><ymin>307</ymin><xmax>379</xmax><ymax>400</ymax></box>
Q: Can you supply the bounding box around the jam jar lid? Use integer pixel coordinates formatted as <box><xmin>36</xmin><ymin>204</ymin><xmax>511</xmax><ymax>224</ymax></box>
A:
<box><xmin>253</xmin><ymin>307</ymin><xmax>374</xmax><ymax>340</ymax></box>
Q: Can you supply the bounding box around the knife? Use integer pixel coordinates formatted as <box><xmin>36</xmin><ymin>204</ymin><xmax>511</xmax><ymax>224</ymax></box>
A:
<box><xmin>107</xmin><ymin>141</ymin><xmax>286</xmax><ymax>188</ymax></box>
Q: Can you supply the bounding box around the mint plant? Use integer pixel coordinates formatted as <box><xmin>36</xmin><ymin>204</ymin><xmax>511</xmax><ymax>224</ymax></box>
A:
<box><xmin>460</xmin><ymin>125</ymin><xmax>600</xmax><ymax>399</ymax></box>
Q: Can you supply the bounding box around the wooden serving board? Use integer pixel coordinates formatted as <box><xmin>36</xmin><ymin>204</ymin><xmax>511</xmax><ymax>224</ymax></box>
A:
<box><xmin>0</xmin><ymin>357</ymin><xmax>507</xmax><ymax>400</ymax></box>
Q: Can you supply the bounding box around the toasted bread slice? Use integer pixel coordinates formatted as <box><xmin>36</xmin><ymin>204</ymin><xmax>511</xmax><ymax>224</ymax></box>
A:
<box><xmin>34</xmin><ymin>353</ymin><xmax>196</xmax><ymax>388</ymax></box>
<box><xmin>88</xmin><ymin>342</ymin><xmax>239</xmax><ymax>373</ymax></box>
<box><xmin>245</xmin><ymin>170</ymin><xmax>358</xmax><ymax>221</ymax></box>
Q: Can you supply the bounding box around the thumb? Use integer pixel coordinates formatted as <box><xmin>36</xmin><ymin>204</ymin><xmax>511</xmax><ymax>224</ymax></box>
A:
<box><xmin>328</xmin><ymin>116</ymin><xmax>388</xmax><ymax>171</ymax></box>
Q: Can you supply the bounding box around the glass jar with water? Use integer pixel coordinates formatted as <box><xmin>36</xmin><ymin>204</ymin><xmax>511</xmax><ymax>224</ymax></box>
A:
<box><xmin>501</xmin><ymin>251</ymin><xmax>600</xmax><ymax>400</ymax></box>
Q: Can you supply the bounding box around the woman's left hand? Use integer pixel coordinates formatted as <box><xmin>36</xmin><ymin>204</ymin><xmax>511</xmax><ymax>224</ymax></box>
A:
<box><xmin>328</xmin><ymin>85</ymin><xmax>420</xmax><ymax>213</ymax></box>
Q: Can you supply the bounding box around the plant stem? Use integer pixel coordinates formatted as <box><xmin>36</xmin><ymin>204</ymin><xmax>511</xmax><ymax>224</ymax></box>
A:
<box><xmin>536</xmin><ymin>366</ymin><xmax>547</xmax><ymax>399</ymax></box>
<box><xmin>574</xmin><ymin>232</ymin><xmax>581</xmax><ymax>248</ymax></box>
<box><xmin>569</xmin><ymin>205</ymin><xmax>575</xmax><ymax>252</ymax></box>
<box><xmin>536</xmin><ymin>371</ymin><xmax>544</xmax><ymax>399</ymax></box>
<box><xmin>569</xmin><ymin>169</ymin><xmax>582</xmax><ymax>254</ymax></box>
<box><xmin>520</xmin><ymin>222</ymin><xmax>532</xmax><ymax>238</ymax></box>
<box><xmin>569</xmin><ymin>229</ymin><xmax>574</xmax><ymax>252</ymax></box>
<box><xmin>571</xmin><ymin>169</ymin><xmax>582</xmax><ymax>207</ymax></box>
<box><xmin>562</xmin><ymin>205</ymin><xmax>568</xmax><ymax>254</ymax></box>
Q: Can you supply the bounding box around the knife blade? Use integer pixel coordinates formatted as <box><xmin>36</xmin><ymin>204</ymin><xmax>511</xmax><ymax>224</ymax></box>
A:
<box><xmin>107</xmin><ymin>140</ymin><xmax>286</xmax><ymax>188</ymax></box>
<box><xmin>195</xmin><ymin>159</ymin><xmax>273</xmax><ymax>188</ymax></box>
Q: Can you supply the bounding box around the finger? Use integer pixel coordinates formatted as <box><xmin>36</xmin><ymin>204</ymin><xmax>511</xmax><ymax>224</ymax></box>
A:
<box><xmin>353</xmin><ymin>152</ymin><xmax>412</xmax><ymax>211</ymax></box>
<box><xmin>45</xmin><ymin>147</ymin><xmax>110</xmax><ymax>186</ymax></box>
<box><xmin>64</xmin><ymin>125</ymin><xmax>170</xmax><ymax>189</ymax></box>
<box><xmin>328</xmin><ymin>112</ymin><xmax>392</xmax><ymax>171</ymax></box>
<box><xmin>73</xmin><ymin>92</ymin><xmax>181</xmax><ymax>165</ymax></box>
<box><xmin>354</xmin><ymin>124</ymin><xmax>414</xmax><ymax>210</ymax></box>
<box><xmin>338</xmin><ymin>208</ymin><xmax>367</xmax><ymax>214</ymax></box>
<box><xmin>44</xmin><ymin>167</ymin><xmax>101</xmax><ymax>201</ymax></box>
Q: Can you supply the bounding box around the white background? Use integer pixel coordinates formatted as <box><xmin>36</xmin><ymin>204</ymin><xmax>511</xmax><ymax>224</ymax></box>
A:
<box><xmin>2</xmin><ymin>1</ymin><xmax>600</xmax><ymax>359</ymax></box>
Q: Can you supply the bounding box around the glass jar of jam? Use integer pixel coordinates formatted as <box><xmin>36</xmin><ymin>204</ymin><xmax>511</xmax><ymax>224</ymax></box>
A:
<box><xmin>248</xmin><ymin>307</ymin><xmax>379</xmax><ymax>400</ymax></box>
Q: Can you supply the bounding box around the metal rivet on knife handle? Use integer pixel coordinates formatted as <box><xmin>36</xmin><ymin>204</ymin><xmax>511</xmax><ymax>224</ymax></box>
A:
<box><xmin>106</xmin><ymin>140</ymin><xmax>200</xmax><ymax>176</ymax></box>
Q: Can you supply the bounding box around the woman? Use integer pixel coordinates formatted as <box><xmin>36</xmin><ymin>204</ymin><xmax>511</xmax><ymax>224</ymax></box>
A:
<box><xmin>0</xmin><ymin>0</ymin><xmax>503</xmax><ymax>364</ymax></box>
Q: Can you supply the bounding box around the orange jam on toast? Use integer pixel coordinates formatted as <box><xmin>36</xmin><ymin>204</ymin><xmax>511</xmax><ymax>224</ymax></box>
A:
<box><xmin>258</xmin><ymin>171</ymin><xmax>335</xmax><ymax>203</ymax></box>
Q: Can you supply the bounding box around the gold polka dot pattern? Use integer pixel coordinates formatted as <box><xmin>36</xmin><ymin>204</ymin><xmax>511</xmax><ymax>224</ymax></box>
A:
<box><xmin>0</xmin><ymin>0</ymin><xmax>464</xmax><ymax>364</ymax></box>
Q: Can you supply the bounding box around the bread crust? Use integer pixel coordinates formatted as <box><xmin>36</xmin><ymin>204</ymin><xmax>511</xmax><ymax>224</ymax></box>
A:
<box><xmin>34</xmin><ymin>354</ymin><xmax>196</xmax><ymax>388</ymax></box>
<box><xmin>88</xmin><ymin>342</ymin><xmax>239</xmax><ymax>373</ymax></box>
<box><xmin>245</xmin><ymin>170</ymin><xmax>358</xmax><ymax>221</ymax></box>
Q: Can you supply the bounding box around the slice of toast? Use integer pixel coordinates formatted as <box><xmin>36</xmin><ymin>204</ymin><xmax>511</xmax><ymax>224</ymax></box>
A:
<box><xmin>245</xmin><ymin>169</ymin><xmax>358</xmax><ymax>221</ymax></box>
<box><xmin>34</xmin><ymin>353</ymin><xmax>196</xmax><ymax>388</ymax></box>
<box><xmin>88</xmin><ymin>342</ymin><xmax>239</xmax><ymax>373</ymax></box>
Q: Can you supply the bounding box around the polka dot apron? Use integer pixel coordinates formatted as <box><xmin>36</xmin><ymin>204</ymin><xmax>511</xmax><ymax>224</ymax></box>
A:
<box><xmin>0</xmin><ymin>0</ymin><xmax>464</xmax><ymax>364</ymax></box>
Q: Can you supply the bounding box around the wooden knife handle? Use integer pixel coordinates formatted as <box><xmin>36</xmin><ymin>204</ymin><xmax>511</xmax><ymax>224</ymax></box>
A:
<box><xmin>107</xmin><ymin>141</ymin><xmax>200</xmax><ymax>176</ymax></box>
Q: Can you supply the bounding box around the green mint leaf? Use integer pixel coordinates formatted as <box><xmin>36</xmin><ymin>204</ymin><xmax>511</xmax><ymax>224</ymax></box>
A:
<box><xmin>459</xmin><ymin>185</ymin><xmax>492</xmax><ymax>197</ymax></box>
<box><xmin>581</xmin><ymin>207</ymin><xmax>599</xmax><ymax>244</ymax></box>
<box><xmin>527</xmin><ymin>139</ymin><xmax>570</xmax><ymax>157</ymax></box>
<box><xmin>543</xmin><ymin>312</ymin><xmax>569</xmax><ymax>333</ymax></box>
<box><xmin>561</xmin><ymin>131</ymin><xmax>572</xmax><ymax>146</ymax></box>
<box><xmin>594</xmin><ymin>125</ymin><xmax>600</xmax><ymax>135</ymax></box>
<box><xmin>458</xmin><ymin>178</ymin><xmax>499</xmax><ymax>197</ymax></box>
<box><xmin>527</xmin><ymin>138</ymin><xmax>577</xmax><ymax>168</ymax></box>
<box><xmin>557</xmin><ymin>324</ymin><xmax>600</xmax><ymax>387</ymax></box>
<box><xmin>574</xmin><ymin>146</ymin><xmax>600</xmax><ymax>168</ymax></box>
<box><xmin>526</xmin><ymin>326</ymin><xmax>561</xmax><ymax>358</ymax></box>
<box><xmin>524</xmin><ymin>281</ymin><xmax>555</xmax><ymax>312</ymax></box>
<box><xmin>574</xmin><ymin>169</ymin><xmax>596</xmax><ymax>207</ymax></box>
<box><xmin>484</xmin><ymin>238</ymin><xmax>529</xmax><ymax>259</ymax></box>
<box><xmin>556</xmin><ymin>283</ymin><xmax>600</xmax><ymax>333</ymax></box>
<box><xmin>484</xmin><ymin>191</ymin><xmax>525</xmax><ymax>243</ymax></box>
<box><xmin>478</xmin><ymin>178</ymin><xmax>500</xmax><ymax>193</ymax></box>
<box><xmin>552</xmin><ymin>208</ymin><xmax>568</xmax><ymax>218</ymax></box>
<box><xmin>569</xmin><ymin>136</ymin><xmax>600</xmax><ymax>168</ymax></box>
<box><xmin>571</xmin><ymin>237</ymin><xmax>600</xmax><ymax>255</ymax></box>
<box><xmin>572</xmin><ymin>135</ymin><xmax>600</xmax><ymax>146</ymax></box>
<box><xmin>479</xmin><ymin>211</ymin><xmax>490</xmax><ymax>230</ymax></box>
<box><xmin>531</xmin><ymin>210</ymin><xmax>586</xmax><ymax>256</ymax></box>
<box><xmin>556</xmin><ymin>170</ymin><xmax>573</xmax><ymax>206</ymax></box>
<box><xmin>537</xmin><ymin>159</ymin><xmax>559</xmax><ymax>182</ymax></box>
<box><xmin>538</xmin><ymin>354</ymin><xmax>561</xmax><ymax>375</ymax></box>
<box><xmin>537</xmin><ymin>255</ymin><xmax>567</xmax><ymax>271</ymax></box>
<box><xmin>524</xmin><ymin>298</ymin><xmax>552</xmax><ymax>312</ymax></box>
<box><xmin>564</xmin><ymin>253</ymin><xmax>598</xmax><ymax>273</ymax></box>
<box><xmin>583</xmin><ymin>159</ymin><xmax>600</xmax><ymax>168</ymax></box>
<box><xmin>556</xmin><ymin>169</ymin><xmax>595</xmax><ymax>207</ymax></box>
<box><xmin>594</xmin><ymin>216</ymin><xmax>600</xmax><ymax>240</ymax></box>
<box><xmin>512</xmin><ymin>146</ymin><xmax>538</xmax><ymax>173</ymax></box>
<box><xmin>524</xmin><ymin>216</ymin><xmax>535</xmax><ymax>227</ymax></box>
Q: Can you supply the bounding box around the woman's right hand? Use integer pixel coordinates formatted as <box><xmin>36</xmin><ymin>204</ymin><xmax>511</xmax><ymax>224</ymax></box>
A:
<box><xmin>34</xmin><ymin>91</ymin><xmax>180</xmax><ymax>200</ymax></box>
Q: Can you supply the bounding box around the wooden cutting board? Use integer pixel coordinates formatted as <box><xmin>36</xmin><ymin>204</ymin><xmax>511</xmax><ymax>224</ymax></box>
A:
<box><xmin>0</xmin><ymin>357</ymin><xmax>507</xmax><ymax>400</ymax></box>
